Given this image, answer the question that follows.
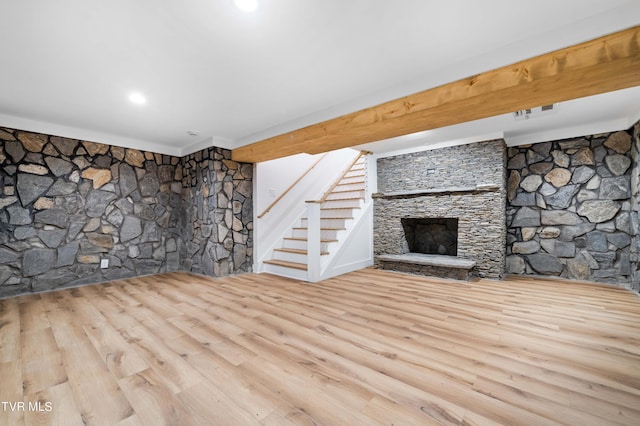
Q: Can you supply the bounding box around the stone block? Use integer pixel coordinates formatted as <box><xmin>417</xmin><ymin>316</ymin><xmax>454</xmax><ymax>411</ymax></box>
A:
<box><xmin>38</xmin><ymin>229</ymin><xmax>66</xmax><ymax>248</ymax></box>
<box><xmin>521</xmin><ymin>227</ymin><xmax>537</xmax><ymax>241</ymax></box>
<box><xmin>526</xmin><ymin>253</ymin><xmax>563</xmax><ymax>275</ymax></box>
<box><xmin>85</xmin><ymin>190</ymin><xmax>117</xmax><ymax>217</ymax></box>
<box><xmin>81</xmin><ymin>168</ymin><xmax>112</xmax><ymax>189</ymax></box>
<box><xmin>23</xmin><ymin>248</ymin><xmax>56</xmax><ymax>277</ymax></box>
<box><xmin>566</xmin><ymin>258</ymin><xmax>591</xmax><ymax>280</ymax></box>
<box><xmin>577</xmin><ymin>200</ymin><xmax>621</xmax><ymax>223</ymax></box>
<box><xmin>17</xmin><ymin>131</ymin><xmax>47</xmax><ymax>152</ymax></box>
<box><xmin>35</xmin><ymin>208</ymin><xmax>68</xmax><ymax>228</ymax></box>
<box><xmin>571</xmin><ymin>166</ymin><xmax>595</xmax><ymax>184</ymax></box>
<box><xmin>605</xmin><ymin>154</ymin><xmax>631</xmax><ymax>176</ymax></box>
<box><xmin>607</xmin><ymin>233</ymin><xmax>631</xmax><ymax>249</ymax></box>
<box><xmin>0</xmin><ymin>248</ymin><xmax>20</xmax><ymax>264</ymax></box>
<box><xmin>599</xmin><ymin>177</ymin><xmax>630</xmax><ymax>200</ymax></box>
<box><xmin>119</xmin><ymin>163</ymin><xmax>137</xmax><ymax>196</ymax></box>
<box><xmin>506</xmin><ymin>256</ymin><xmax>526</xmax><ymax>274</ymax></box>
<box><xmin>586</xmin><ymin>232</ymin><xmax>608</xmax><ymax>252</ymax></box>
<box><xmin>558</xmin><ymin>223</ymin><xmax>595</xmax><ymax>241</ymax></box>
<box><xmin>586</xmin><ymin>175</ymin><xmax>601</xmax><ymax>190</ymax></box>
<box><xmin>553</xmin><ymin>241</ymin><xmax>575</xmax><ymax>258</ymax></box>
<box><xmin>545</xmin><ymin>185</ymin><xmax>579</xmax><ymax>209</ymax></box>
<box><xmin>604</xmin><ymin>130</ymin><xmax>631</xmax><ymax>153</ymax></box>
<box><xmin>5</xmin><ymin>141</ymin><xmax>25</xmax><ymax>163</ymax></box>
<box><xmin>539</xmin><ymin>227</ymin><xmax>561</xmax><ymax>238</ymax></box>
<box><xmin>0</xmin><ymin>196</ymin><xmax>18</xmax><ymax>209</ymax></box>
<box><xmin>512</xmin><ymin>207</ymin><xmax>540</xmax><ymax>227</ymax></box>
<box><xmin>18</xmin><ymin>164</ymin><xmax>48</xmax><ymax>175</ymax></box>
<box><xmin>7</xmin><ymin>205</ymin><xmax>32</xmax><ymax>225</ymax></box>
<box><xmin>50</xmin><ymin>136</ymin><xmax>78</xmax><ymax>156</ymax></box>
<box><xmin>544</xmin><ymin>168</ymin><xmax>572</xmax><ymax>187</ymax></box>
<box><xmin>571</xmin><ymin>147</ymin><xmax>594</xmax><ymax>166</ymax></box>
<box><xmin>120</xmin><ymin>216</ymin><xmax>142</xmax><ymax>242</ymax></box>
<box><xmin>56</xmin><ymin>241</ymin><xmax>80</xmax><ymax>267</ymax></box>
<box><xmin>512</xmin><ymin>241</ymin><xmax>540</xmax><ymax>254</ymax></box>
<box><xmin>520</xmin><ymin>175</ymin><xmax>542</xmax><ymax>193</ymax></box>
<box><xmin>541</xmin><ymin>210</ymin><xmax>582</xmax><ymax>225</ymax></box>
<box><xmin>17</xmin><ymin>173</ymin><xmax>54</xmax><ymax>206</ymax></box>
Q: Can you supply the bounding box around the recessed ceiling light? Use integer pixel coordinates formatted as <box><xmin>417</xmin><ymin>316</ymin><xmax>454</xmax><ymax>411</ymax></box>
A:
<box><xmin>234</xmin><ymin>0</ymin><xmax>258</xmax><ymax>12</ymax></box>
<box><xmin>129</xmin><ymin>92</ymin><xmax>146</xmax><ymax>104</ymax></box>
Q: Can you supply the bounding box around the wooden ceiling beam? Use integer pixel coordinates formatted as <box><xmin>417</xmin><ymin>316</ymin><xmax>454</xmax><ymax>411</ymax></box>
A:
<box><xmin>232</xmin><ymin>26</ymin><xmax>640</xmax><ymax>163</ymax></box>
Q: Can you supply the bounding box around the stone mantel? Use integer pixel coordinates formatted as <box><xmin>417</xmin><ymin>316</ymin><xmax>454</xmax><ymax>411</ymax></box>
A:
<box><xmin>372</xmin><ymin>184</ymin><xmax>500</xmax><ymax>199</ymax></box>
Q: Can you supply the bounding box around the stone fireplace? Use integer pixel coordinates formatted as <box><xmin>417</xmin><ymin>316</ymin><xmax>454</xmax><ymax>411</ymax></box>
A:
<box><xmin>373</xmin><ymin>139</ymin><xmax>507</xmax><ymax>280</ymax></box>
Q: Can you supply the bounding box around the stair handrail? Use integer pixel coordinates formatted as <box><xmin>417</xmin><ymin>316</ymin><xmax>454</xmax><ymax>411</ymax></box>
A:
<box><xmin>258</xmin><ymin>153</ymin><xmax>328</xmax><ymax>219</ymax></box>
<box><xmin>312</xmin><ymin>151</ymin><xmax>370</xmax><ymax>204</ymax></box>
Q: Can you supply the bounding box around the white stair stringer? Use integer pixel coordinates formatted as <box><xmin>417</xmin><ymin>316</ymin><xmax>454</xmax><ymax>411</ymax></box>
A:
<box><xmin>319</xmin><ymin>200</ymin><xmax>373</xmax><ymax>281</ymax></box>
<box><xmin>262</xmin><ymin>153</ymin><xmax>373</xmax><ymax>281</ymax></box>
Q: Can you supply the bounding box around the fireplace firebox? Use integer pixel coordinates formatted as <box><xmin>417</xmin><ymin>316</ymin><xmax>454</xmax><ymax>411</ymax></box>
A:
<box><xmin>401</xmin><ymin>218</ymin><xmax>458</xmax><ymax>256</ymax></box>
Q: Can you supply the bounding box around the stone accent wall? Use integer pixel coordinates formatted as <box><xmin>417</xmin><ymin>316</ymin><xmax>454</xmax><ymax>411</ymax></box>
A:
<box><xmin>0</xmin><ymin>127</ymin><xmax>253</xmax><ymax>298</ymax></box>
<box><xmin>630</xmin><ymin>121</ymin><xmax>640</xmax><ymax>292</ymax></box>
<box><xmin>377</xmin><ymin>140</ymin><xmax>505</xmax><ymax>192</ymax></box>
<box><xmin>506</xmin><ymin>129</ymin><xmax>634</xmax><ymax>288</ymax></box>
<box><xmin>374</xmin><ymin>140</ymin><xmax>507</xmax><ymax>279</ymax></box>
<box><xmin>181</xmin><ymin>147</ymin><xmax>253</xmax><ymax>276</ymax></box>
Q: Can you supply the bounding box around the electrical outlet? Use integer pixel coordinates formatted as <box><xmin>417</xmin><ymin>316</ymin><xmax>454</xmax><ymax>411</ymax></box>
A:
<box><xmin>100</xmin><ymin>259</ymin><xmax>109</xmax><ymax>269</ymax></box>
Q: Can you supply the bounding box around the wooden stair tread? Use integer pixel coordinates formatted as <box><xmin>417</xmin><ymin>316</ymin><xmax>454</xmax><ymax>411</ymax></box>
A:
<box><xmin>293</xmin><ymin>227</ymin><xmax>346</xmax><ymax>231</ymax></box>
<box><xmin>263</xmin><ymin>259</ymin><xmax>307</xmax><ymax>270</ymax></box>
<box><xmin>336</xmin><ymin>181</ymin><xmax>365</xmax><ymax>186</ymax></box>
<box><xmin>331</xmin><ymin>188</ymin><xmax>365</xmax><ymax>194</ymax></box>
<box><xmin>321</xmin><ymin>206</ymin><xmax>361</xmax><ymax>211</ymax></box>
<box><xmin>284</xmin><ymin>237</ymin><xmax>339</xmax><ymax>243</ymax></box>
<box><xmin>273</xmin><ymin>248</ymin><xmax>329</xmax><ymax>255</ymax></box>
<box><xmin>301</xmin><ymin>216</ymin><xmax>354</xmax><ymax>220</ymax></box>
<box><xmin>324</xmin><ymin>197</ymin><xmax>363</xmax><ymax>201</ymax></box>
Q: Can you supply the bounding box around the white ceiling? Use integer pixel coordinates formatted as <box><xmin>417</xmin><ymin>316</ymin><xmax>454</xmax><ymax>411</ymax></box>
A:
<box><xmin>0</xmin><ymin>0</ymin><xmax>638</xmax><ymax>158</ymax></box>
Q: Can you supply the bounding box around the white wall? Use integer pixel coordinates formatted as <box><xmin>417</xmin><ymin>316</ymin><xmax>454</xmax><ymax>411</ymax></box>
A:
<box><xmin>255</xmin><ymin>153</ymin><xmax>320</xmax><ymax>214</ymax></box>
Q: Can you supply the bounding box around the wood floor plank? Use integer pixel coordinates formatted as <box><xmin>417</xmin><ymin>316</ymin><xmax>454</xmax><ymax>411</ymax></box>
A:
<box><xmin>60</xmin><ymin>340</ymin><xmax>134</xmax><ymax>424</ymax></box>
<box><xmin>117</xmin><ymin>368</ymin><xmax>197</xmax><ymax>426</ymax></box>
<box><xmin>0</xmin><ymin>298</ymin><xmax>21</xmax><ymax>363</ymax></box>
<box><xmin>1</xmin><ymin>269</ymin><xmax>639</xmax><ymax>424</ymax></box>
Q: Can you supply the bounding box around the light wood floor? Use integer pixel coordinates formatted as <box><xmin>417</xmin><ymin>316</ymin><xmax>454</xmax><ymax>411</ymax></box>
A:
<box><xmin>1</xmin><ymin>269</ymin><xmax>639</xmax><ymax>425</ymax></box>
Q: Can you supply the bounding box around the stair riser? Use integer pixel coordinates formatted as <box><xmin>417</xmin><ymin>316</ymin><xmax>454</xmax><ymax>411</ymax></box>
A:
<box><xmin>300</xmin><ymin>218</ymin><xmax>348</xmax><ymax>228</ymax></box>
<box><xmin>320</xmin><ymin>209</ymin><xmax>353</xmax><ymax>218</ymax></box>
<box><xmin>263</xmin><ymin>263</ymin><xmax>308</xmax><ymax>280</ymax></box>
<box><xmin>273</xmin><ymin>251</ymin><xmax>308</xmax><ymax>264</ymax></box>
<box><xmin>340</xmin><ymin>176</ymin><xmax>366</xmax><ymax>184</ymax></box>
<box><xmin>283</xmin><ymin>239</ymin><xmax>331</xmax><ymax>251</ymax></box>
<box><xmin>335</xmin><ymin>183</ymin><xmax>365</xmax><ymax>192</ymax></box>
<box><xmin>322</xmin><ymin>199</ymin><xmax>361</xmax><ymax>209</ymax></box>
<box><xmin>292</xmin><ymin>229</ymin><xmax>340</xmax><ymax>239</ymax></box>
<box><xmin>325</xmin><ymin>190</ymin><xmax>364</xmax><ymax>200</ymax></box>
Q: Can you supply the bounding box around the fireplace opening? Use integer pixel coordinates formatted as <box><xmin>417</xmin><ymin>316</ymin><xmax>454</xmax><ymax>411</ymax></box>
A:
<box><xmin>401</xmin><ymin>218</ymin><xmax>458</xmax><ymax>256</ymax></box>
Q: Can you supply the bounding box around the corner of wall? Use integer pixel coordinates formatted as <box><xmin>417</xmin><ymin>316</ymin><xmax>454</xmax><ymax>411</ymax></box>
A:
<box><xmin>0</xmin><ymin>127</ymin><xmax>254</xmax><ymax>298</ymax></box>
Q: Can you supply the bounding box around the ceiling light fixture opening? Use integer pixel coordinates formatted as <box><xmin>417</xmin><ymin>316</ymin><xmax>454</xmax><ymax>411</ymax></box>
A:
<box><xmin>187</xmin><ymin>130</ymin><xmax>200</xmax><ymax>137</ymax></box>
<box><xmin>234</xmin><ymin>0</ymin><xmax>258</xmax><ymax>12</ymax></box>
<box><xmin>129</xmin><ymin>92</ymin><xmax>147</xmax><ymax>105</ymax></box>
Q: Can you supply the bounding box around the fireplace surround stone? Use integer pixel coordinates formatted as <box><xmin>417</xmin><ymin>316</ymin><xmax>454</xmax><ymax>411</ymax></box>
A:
<box><xmin>374</xmin><ymin>140</ymin><xmax>507</xmax><ymax>280</ymax></box>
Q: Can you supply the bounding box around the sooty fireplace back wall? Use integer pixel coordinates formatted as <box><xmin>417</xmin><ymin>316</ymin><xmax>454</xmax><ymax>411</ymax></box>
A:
<box><xmin>401</xmin><ymin>218</ymin><xmax>458</xmax><ymax>256</ymax></box>
<box><xmin>374</xmin><ymin>139</ymin><xmax>507</xmax><ymax>279</ymax></box>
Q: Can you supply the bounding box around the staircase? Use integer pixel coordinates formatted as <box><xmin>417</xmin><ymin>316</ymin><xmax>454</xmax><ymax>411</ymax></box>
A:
<box><xmin>263</xmin><ymin>153</ymin><xmax>368</xmax><ymax>279</ymax></box>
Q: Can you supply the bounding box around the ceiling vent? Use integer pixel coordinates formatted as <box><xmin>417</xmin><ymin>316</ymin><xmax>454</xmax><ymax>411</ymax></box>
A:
<box><xmin>513</xmin><ymin>104</ymin><xmax>558</xmax><ymax>121</ymax></box>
